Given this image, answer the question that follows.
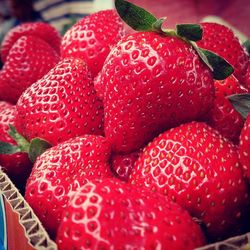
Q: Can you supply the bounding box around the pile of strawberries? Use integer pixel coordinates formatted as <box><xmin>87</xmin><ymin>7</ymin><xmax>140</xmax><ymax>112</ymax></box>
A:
<box><xmin>0</xmin><ymin>0</ymin><xmax>250</xmax><ymax>249</ymax></box>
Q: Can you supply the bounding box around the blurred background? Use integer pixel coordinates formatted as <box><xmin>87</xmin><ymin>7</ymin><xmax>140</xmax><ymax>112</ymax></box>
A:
<box><xmin>0</xmin><ymin>0</ymin><xmax>250</xmax><ymax>42</ymax></box>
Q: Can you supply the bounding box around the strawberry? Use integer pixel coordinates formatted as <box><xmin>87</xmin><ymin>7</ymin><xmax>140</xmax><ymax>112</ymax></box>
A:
<box><xmin>61</xmin><ymin>9</ymin><xmax>125</xmax><ymax>77</ymax></box>
<box><xmin>25</xmin><ymin>135</ymin><xmax>113</xmax><ymax>238</ymax></box>
<box><xmin>111</xmin><ymin>150</ymin><xmax>140</xmax><ymax>181</ymax></box>
<box><xmin>0</xmin><ymin>35</ymin><xmax>59</xmax><ymax>104</ymax></box>
<box><xmin>128</xmin><ymin>122</ymin><xmax>249</xmax><ymax>241</ymax></box>
<box><xmin>196</xmin><ymin>22</ymin><xmax>249</xmax><ymax>83</ymax></box>
<box><xmin>205</xmin><ymin>75</ymin><xmax>248</xmax><ymax>143</ymax></box>
<box><xmin>56</xmin><ymin>178</ymin><xmax>205</xmax><ymax>250</ymax></box>
<box><xmin>0</xmin><ymin>22</ymin><xmax>61</xmax><ymax>63</ymax></box>
<box><xmin>229</xmin><ymin>93</ymin><xmax>250</xmax><ymax>180</ymax></box>
<box><xmin>243</xmin><ymin>62</ymin><xmax>250</xmax><ymax>91</ymax></box>
<box><xmin>93</xmin><ymin>71</ymin><xmax>104</xmax><ymax>100</ymax></box>
<box><xmin>239</xmin><ymin>114</ymin><xmax>250</xmax><ymax>179</ymax></box>
<box><xmin>0</xmin><ymin>101</ymin><xmax>32</xmax><ymax>192</ymax></box>
<box><xmin>15</xmin><ymin>57</ymin><xmax>104</xmax><ymax>146</ymax></box>
<box><xmin>101</xmin><ymin>31</ymin><xmax>214</xmax><ymax>153</ymax></box>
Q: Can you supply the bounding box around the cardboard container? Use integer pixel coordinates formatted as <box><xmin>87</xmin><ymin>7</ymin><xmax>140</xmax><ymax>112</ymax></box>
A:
<box><xmin>0</xmin><ymin>168</ymin><xmax>249</xmax><ymax>250</ymax></box>
<box><xmin>0</xmin><ymin>169</ymin><xmax>57</xmax><ymax>250</ymax></box>
<box><xmin>198</xmin><ymin>234</ymin><xmax>250</xmax><ymax>250</ymax></box>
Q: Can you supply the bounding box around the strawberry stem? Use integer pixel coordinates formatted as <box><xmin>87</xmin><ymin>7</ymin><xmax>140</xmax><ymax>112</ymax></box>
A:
<box><xmin>152</xmin><ymin>17</ymin><xmax>167</xmax><ymax>32</ymax></box>
<box><xmin>8</xmin><ymin>124</ymin><xmax>30</xmax><ymax>153</ymax></box>
<box><xmin>0</xmin><ymin>125</ymin><xmax>52</xmax><ymax>163</ymax></box>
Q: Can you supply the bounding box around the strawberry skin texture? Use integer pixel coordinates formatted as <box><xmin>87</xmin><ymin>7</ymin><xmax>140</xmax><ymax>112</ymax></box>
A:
<box><xmin>0</xmin><ymin>22</ymin><xmax>61</xmax><ymax>62</ymax></box>
<box><xmin>111</xmin><ymin>150</ymin><xmax>140</xmax><ymax>181</ymax></box>
<box><xmin>0</xmin><ymin>35</ymin><xmax>59</xmax><ymax>104</ymax></box>
<box><xmin>196</xmin><ymin>22</ymin><xmax>249</xmax><ymax>83</ymax></box>
<box><xmin>102</xmin><ymin>32</ymin><xmax>214</xmax><ymax>153</ymax></box>
<box><xmin>205</xmin><ymin>75</ymin><xmax>247</xmax><ymax>143</ymax></box>
<box><xmin>15</xmin><ymin>57</ymin><xmax>104</xmax><ymax>146</ymax></box>
<box><xmin>128</xmin><ymin>122</ymin><xmax>249</xmax><ymax>241</ymax></box>
<box><xmin>25</xmin><ymin>135</ymin><xmax>113</xmax><ymax>238</ymax></box>
<box><xmin>56</xmin><ymin>178</ymin><xmax>205</xmax><ymax>250</ymax></box>
<box><xmin>0</xmin><ymin>101</ymin><xmax>32</xmax><ymax>191</ymax></box>
<box><xmin>61</xmin><ymin>9</ymin><xmax>125</xmax><ymax>77</ymax></box>
<box><xmin>243</xmin><ymin>62</ymin><xmax>250</xmax><ymax>91</ymax></box>
<box><xmin>239</xmin><ymin>114</ymin><xmax>250</xmax><ymax>179</ymax></box>
<box><xmin>93</xmin><ymin>71</ymin><xmax>103</xmax><ymax>100</ymax></box>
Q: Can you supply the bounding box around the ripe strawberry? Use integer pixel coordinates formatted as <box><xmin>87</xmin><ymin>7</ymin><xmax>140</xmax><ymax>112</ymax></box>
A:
<box><xmin>205</xmin><ymin>75</ymin><xmax>248</xmax><ymax>143</ymax></box>
<box><xmin>15</xmin><ymin>57</ymin><xmax>104</xmax><ymax>146</ymax></box>
<box><xmin>0</xmin><ymin>101</ymin><xmax>32</xmax><ymax>192</ymax></box>
<box><xmin>56</xmin><ymin>178</ymin><xmax>205</xmax><ymax>250</ymax></box>
<box><xmin>111</xmin><ymin>150</ymin><xmax>140</xmax><ymax>181</ymax></box>
<box><xmin>61</xmin><ymin>9</ymin><xmax>125</xmax><ymax>77</ymax></box>
<box><xmin>101</xmin><ymin>31</ymin><xmax>214</xmax><ymax>154</ymax></box>
<box><xmin>0</xmin><ymin>35</ymin><xmax>59</xmax><ymax>104</ymax></box>
<box><xmin>243</xmin><ymin>62</ymin><xmax>250</xmax><ymax>91</ymax></box>
<box><xmin>196</xmin><ymin>22</ymin><xmax>249</xmax><ymax>83</ymax></box>
<box><xmin>0</xmin><ymin>22</ymin><xmax>61</xmax><ymax>62</ymax></box>
<box><xmin>93</xmin><ymin>72</ymin><xmax>104</xmax><ymax>100</ymax></box>
<box><xmin>25</xmin><ymin>135</ymin><xmax>113</xmax><ymax>238</ymax></box>
<box><xmin>228</xmin><ymin>93</ymin><xmax>250</xmax><ymax>178</ymax></box>
<box><xmin>128</xmin><ymin>122</ymin><xmax>249</xmax><ymax>241</ymax></box>
<box><xmin>239</xmin><ymin>114</ymin><xmax>250</xmax><ymax>179</ymax></box>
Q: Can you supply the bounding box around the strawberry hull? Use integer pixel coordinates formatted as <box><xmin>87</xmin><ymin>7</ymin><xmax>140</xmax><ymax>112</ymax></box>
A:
<box><xmin>0</xmin><ymin>167</ymin><xmax>249</xmax><ymax>250</ymax></box>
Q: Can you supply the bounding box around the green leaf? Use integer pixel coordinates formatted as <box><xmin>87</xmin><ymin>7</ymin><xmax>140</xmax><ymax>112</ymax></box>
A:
<box><xmin>0</xmin><ymin>141</ymin><xmax>21</xmax><ymax>154</ymax></box>
<box><xmin>191</xmin><ymin>43</ymin><xmax>212</xmax><ymax>71</ymax></box>
<box><xmin>8</xmin><ymin>125</ymin><xmax>30</xmax><ymax>153</ymax></box>
<box><xmin>176</xmin><ymin>24</ymin><xmax>203</xmax><ymax>42</ymax></box>
<box><xmin>28</xmin><ymin>138</ymin><xmax>52</xmax><ymax>163</ymax></box>
<box><xmin>115</xmin><ymin>0</ymin><xmax>157</xmax><ymax>31</ymax></box>
<box><xmin>243</xmin><ymin>38</ymin><xmax>250</xmax><ymax>54</ymax></box>
<box><xmin>228</xmin><ymin>93</ymin><xmax>250</xmax><ymax>120</ymax></box>
<box><xmin>195</xmin><ymin>47</ymin><xmax>234</xmax><ymax>80</ymax></box>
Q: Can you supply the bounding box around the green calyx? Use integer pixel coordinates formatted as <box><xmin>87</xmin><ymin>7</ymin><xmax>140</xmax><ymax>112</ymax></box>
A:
<box><xmin>0</xmin><ymin>125</ymin><xmax>51</xmax><ymax>163</ymax></box>
<box><xmin>115</xmin><ymin>0</ymin><xmax>233</xmax><ymax>80</ymax></box>
<box><xmin>243</xmin><ymin>38</ymin><xmax>250</xmax><ymax>54</ymax></box>
<box><xmin>228</xmin><ymin>93</ymin><xmax>250</xmax><ymax>120</ymax></box>
<box><xmin>115</xmin><ymin>0</ymin><xmax>157</xmax><ymax>31</ymax></box>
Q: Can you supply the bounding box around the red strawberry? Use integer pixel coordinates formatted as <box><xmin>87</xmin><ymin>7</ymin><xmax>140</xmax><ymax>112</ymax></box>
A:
<box><xmin>56</xmin><ymin>178</ymin><xmax>205</xmax><ymax>250</ymax></box>
<box><xmin>15</xmin><ymin>57</ymin><xmax>104</xmax><ymax>146</ymax></box>
<box><xmin>128</xmin><ymin>122</ymin><xmax>249</xmax><ymax>241</ymax></box>
<box><xmin>93</xmin><ymin>71</ymin><xmax>104</xmax><ymax>100</ymax></box>
<box><xmin>228</xmin><ymin>93</ymin><xmax>250</xmax><ymax>178</ymax></box>
<box><xmin>0</xmin><ymin>101</ymin><xmax>32</xmax><ymax>192</ymax></box>
<box><xmin>101</xmin><ymin>31</ymin><xmax>214</xmax><ymax>154</ymax></box>
<box><xmin>0</xmin><ymin>35</ymin><xmax>59</xmax><ymax>104</ymax></box>
<box><xmin>243</xmin><ymin>62</ymin><xmax>250</xmax><ymax>91</ymax></box>
<box><xmin>196</xmin><ymin>22</ymin><xmax>249</xmax><ymax>83</ymax></box>
<box><xmin>25</xmin><ymin>135</ymin><xmax>113</xmax><ymax>238</ymax></box>
<box><xmin>61</xmin><ymin>9</ymin><xmax>125</xmax><ymax>77</ymax></box>
<box><xmin>239</xmin><ymin>114</ymin><xmax>250</xmax><ymax>179</ymax></box>
<box><xmin>111</xmin><ymin>150</ymin><xmax>140</xmax><ymax>181</ymax></box>
<box><xmin>205</xmin><ymin>75</ymin><xmax>248</xmax><ymax>143</ymax></box>
<box><xmin>1</xmin><ymin>22</ymin><xmax>61</xmax><ymax>62</ymax></box>
<box><xmin>213</xmin><ymin>75</ymin><xmax>247</xmax><ymax>96</ymax></box>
